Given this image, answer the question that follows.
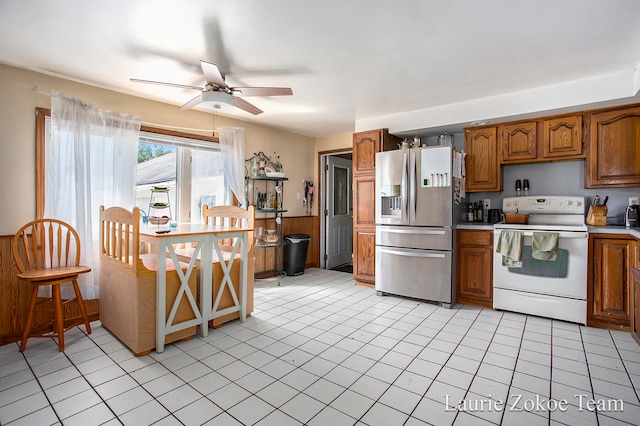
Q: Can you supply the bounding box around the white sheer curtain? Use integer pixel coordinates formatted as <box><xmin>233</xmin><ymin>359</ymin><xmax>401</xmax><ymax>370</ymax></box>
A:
<box><xmin>218</xmin><ymin>128</ymin><xmax>246</xmax><ymax>207</ymax></box>
<box><xmin>46</xmin><ymin>91</ymin><xmax>141</xmax><ymax>299</ymax></box>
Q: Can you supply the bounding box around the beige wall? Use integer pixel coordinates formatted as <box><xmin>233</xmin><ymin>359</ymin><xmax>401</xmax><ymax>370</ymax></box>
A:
<box><xmin>0</xmin><ymin>63</ymin><xmax>342</xmax><ymax>235</ymax></box>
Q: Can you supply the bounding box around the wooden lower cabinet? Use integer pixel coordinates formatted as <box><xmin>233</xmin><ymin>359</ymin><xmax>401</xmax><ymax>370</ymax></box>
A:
<box><xmin>632</xmin><ymin>267</ymin><xmax>640</xmax><ymax>345</ymax></box>
<box><xmin>353</xmin><ymin>229</ymin><xmax>376</xmax><ymax>285</ymax></box>
<box><xmin>588</xmin><ymin>234</ymin><xmax>634</xmax><ymax>330</ymax></box>
<box><xmin>353</xmin><ymin>174</ymin><xmax>376</xmax><ymax>286</ymax></box>
<box><xmin>456</xmin><ymin>229</ymin><xmax>493</xmax><ymax>307</ymax></box>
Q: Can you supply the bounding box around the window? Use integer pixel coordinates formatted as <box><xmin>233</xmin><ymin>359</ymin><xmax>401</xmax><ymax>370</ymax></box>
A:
<box><xmin>136</xmin><ymin>131</ymin><xmax>229</xmax><ymax>223</ymax></box>
<box><xmin>36</xmin><ymin>109</ymin><xmax>230</xmax><ymax>224</ymax></box>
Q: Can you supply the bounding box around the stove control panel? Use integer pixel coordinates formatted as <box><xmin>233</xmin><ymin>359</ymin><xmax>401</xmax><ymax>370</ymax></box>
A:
<box><xmin>502</xmin><ymin>196</ymin><xmax>585</xmax><ymax>214</ymax></box>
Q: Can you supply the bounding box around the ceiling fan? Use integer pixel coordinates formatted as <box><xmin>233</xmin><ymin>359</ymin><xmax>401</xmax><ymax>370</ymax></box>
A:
<box><xmin>130</xmin><ymin>60</ymin><xmax>293</xmax><ymax>115</ymax></box>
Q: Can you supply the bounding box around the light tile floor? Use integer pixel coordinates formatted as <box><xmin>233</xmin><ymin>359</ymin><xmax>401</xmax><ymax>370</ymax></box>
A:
<box><xmin>1</xmin><ymin>268</ymin><xmax>640</xmax><ymax>425</ymax></box>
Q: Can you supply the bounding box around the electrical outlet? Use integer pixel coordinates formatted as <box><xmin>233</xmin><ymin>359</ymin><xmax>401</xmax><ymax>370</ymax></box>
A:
<box><xmin>483</xmin><ymin>199</ymin><xmax>491</xmax><ymax>210</ymax></box>
<box><xmin>297</xmin><ymin>192</ymin><xmax>302</xmax><ymax>200</ymax></box>
<box><xmin>629</xmin><ymin>197</ymin><xmax>639</xmax><ymax>205</ymax></box>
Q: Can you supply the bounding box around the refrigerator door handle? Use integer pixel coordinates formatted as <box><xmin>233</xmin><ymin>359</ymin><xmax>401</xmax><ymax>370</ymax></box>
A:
<box><xmin>379</xmin><ymin>247</ymin><xmax>446</xmax><ymax>258</ymax></box>
<box><xmin>410</xmin><ymin>150</ymin><xmax>417</xmax><ymax>222</ymax></box>
<box><xmin>402</xmin><ymin>151</ymin><xmax>409</xmax><ymax>221</ymax></box>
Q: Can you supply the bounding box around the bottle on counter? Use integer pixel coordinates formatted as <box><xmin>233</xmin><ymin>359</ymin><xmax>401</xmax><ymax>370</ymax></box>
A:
<box><xmin>475</xmin><ymin>201</ymin><xmax>483</xmax><ymax>222</ymax></box>
<box><xmin>467</xmin><ymin>203</ymin><xmax>474</xmax><ymax>222</ymax></box>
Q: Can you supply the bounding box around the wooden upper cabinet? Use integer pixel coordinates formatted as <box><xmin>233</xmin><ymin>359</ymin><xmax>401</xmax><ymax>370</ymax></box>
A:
<box><xmin>464</xmin><ymin>126</ymin><xmax>501</xmax><ymax>192</ymax></box>
<box><xmin>586</xmin><ymin>105</ymin><xmax>640</xmax><ymax>188</ymax></box>
<box><xmin>353</xmin><ymin>129</ymin><xmax>400</xmax><ymax>175</ymax></box>
<box><xmin>542</xmin><ymin>115</ymin><xmax>583</xmax><ymax>159</ymax></box>
<box><xmin>500</xmin><ymin>121</ymin><xmax>537</xmax><ymax>163</ymax></box>
<box><xmin>499</xmin><ymin>115</ymin><xmax>584</xmax><ymax>164</ymax></box>
<box><xmin>352</xmin><ymin>129</ymin><xmax>399</xmax><ymax>175</ymax></box>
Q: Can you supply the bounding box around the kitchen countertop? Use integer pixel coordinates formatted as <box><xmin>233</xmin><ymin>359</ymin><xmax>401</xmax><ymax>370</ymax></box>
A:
<box><xmin>456</xmin><ymin>223</ymin><xmax>495</xmax><ymax>230</ymax></box>
<box><xmin>588</xmin><ymin>225</ymin><xmax>640</xmax><ymax>238</ymax></box>
<box><xmin>458</xmin><ymin>223</ymin><xmax>640</xmax><ymax>239</ymax></box>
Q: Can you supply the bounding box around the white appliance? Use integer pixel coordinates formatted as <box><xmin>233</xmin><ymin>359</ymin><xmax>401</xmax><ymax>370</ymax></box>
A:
<box><xmin>493</xmin><ymin>196</ymin><xmax>588</xmax><ymax>324</ymax></box>
<box><xmin>375</xmin><ymin>145</ymin><xmax>462</xmax><ymax>307</ymax></box>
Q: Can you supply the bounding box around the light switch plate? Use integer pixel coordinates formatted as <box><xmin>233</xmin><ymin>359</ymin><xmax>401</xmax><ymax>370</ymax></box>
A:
<box><xmin>629</xmin><ymin>197</ymin><xmax>639</xmax><ymax>205</ymax></box>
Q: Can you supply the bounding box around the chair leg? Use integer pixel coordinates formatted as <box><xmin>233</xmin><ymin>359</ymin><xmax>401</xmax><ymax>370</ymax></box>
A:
<box><xmin>52</xmin><ymin>285</ymin><xmax>64</xmax><ymax>352</ymax></box>
<box><xmin>19</xmin><ymin>285</ymin><xmax>39</xmax><ymax>352</ymax></box>
<box><xmin>72</xmin><ymin>280</ymin><xmax>91</xmax><ymax>334</ymax></box>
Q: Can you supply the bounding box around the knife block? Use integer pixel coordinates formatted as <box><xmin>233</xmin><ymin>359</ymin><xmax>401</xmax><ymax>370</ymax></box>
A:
<box><xmin>587</xmin><ymin>205</ymin><xmax>607</xmax><ymax>226</ymax></box>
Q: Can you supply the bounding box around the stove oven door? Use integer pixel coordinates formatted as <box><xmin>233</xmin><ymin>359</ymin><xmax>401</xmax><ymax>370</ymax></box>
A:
<box><xmin>493</xmin><ymin>229</ymin><xmax>588</xmax><ymax>299</ymax></box>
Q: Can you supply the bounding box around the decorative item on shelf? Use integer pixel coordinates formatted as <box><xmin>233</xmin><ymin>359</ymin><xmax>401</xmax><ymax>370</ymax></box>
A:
<box><xmin>251</xmin><ymin>154</ymin><xmax>259</xmax><ymax>177</ymax></box>
<box><xmin>263</xmin><ymin>229</ymin><xmax>279</xmax><ymax>243</ymax></box>
<box><xmin>438</xmin><ymin>132</ymin><xmax>453</xmax><ymax>146</ymax></box>
<box><xmin>255</xmin><ymin>226</ymin><xmax>265</xmax><ymax>243</ymax></box>
<box><xmin>246</xmin><ymin>151</ymin><xmax>284</xmax><ymax>178</ymax></box>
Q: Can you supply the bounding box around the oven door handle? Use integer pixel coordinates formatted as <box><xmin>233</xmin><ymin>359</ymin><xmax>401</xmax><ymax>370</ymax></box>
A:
<box><xmin>494</xmin><ymin>230</ymin><xmax>587</xmax><ymax>239</ymax></box>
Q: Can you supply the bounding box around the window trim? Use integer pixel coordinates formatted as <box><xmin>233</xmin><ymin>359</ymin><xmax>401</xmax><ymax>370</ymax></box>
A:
<box><xmin>35</xmin><ymin>107</ymin><xmax>220</xmax><ymax>219</ymax></box>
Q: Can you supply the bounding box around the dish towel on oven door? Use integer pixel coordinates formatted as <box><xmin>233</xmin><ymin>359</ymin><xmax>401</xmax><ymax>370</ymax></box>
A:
<box><xmin>532</xmin><ymin>232</ymin><xmax>558</xmax><ymax>261</ymax></box>
<box><xmin>496</xmin><ymin>230</ymin><xmax>523</xmax><ymax>267</ymax></box>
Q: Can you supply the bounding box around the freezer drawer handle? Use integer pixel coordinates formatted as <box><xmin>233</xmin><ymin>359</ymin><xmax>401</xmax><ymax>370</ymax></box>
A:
<box><xmin>379</xmin><ymin>248</ymin><xmax>446</xmax><ymax>258</ymax></box>
<box><xmin>380</xmin><ymin>228</ymin><xmax>446</xmax><ymax>235</ymax></box>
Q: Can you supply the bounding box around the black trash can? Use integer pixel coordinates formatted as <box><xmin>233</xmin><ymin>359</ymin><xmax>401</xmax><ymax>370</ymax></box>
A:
<box><xmin>283</xmin><ymin>234</ymin><xmax>310</xmax><ymax>276</ymax></box>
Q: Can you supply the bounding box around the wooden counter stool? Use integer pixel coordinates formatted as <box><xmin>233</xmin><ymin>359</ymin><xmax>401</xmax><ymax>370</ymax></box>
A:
<box><xmin>12</xmin><ymin>219</ymin><xmax>92</xmax><ymax>352</ymax></box>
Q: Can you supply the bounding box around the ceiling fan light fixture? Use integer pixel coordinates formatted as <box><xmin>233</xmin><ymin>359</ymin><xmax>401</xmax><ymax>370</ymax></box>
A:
<box><xmin>200</xmin><ymin>91</ymin><xmax>233</xmax><ymax>110</ymax></box>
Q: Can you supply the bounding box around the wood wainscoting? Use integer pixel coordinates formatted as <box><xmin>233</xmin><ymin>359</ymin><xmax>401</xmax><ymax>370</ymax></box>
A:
<box><xmin>0</xmin><ymin>235</ymin><xmax>100</xmax><ymax>345</ymax></box>
<box><xmin>253</xmin><ymin>216</ymin><xmax>319</xmax><ymax>275</ymax></box>
<box><xmin>0</xmin><ymin>215</ymin><xmax>319</xmax><ymax>346</ymax></box>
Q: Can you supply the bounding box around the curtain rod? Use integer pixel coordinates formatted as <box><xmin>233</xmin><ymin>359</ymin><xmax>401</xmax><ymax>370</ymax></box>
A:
<box><xmin>34</xmin><ymin>86</ymin><xmax>51</xmax><ymax>97</ymax></box>
<box><xmin>33</xmin><ymin>86</ymin><xmax>220</xmax><ymax>134</ymax></box>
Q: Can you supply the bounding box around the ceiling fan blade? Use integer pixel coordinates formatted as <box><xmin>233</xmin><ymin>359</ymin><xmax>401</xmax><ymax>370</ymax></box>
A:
<box><xmin>130</xmin><ymin>78</ymin><xmax>202</xmax><ymax>91</ymax></box>
<box><xmin>231</xmin><ymin>87</ymin><xmax>293</xmax><ymax>97</ymax></box>
<box><xmin>179</xmin><ymin>94</ymin><xmax>203</xmax><ymax>110</ymax></box>
<box><xmin>202</xmin><ymin>17</ymin><xmax>231</xmax><ymax>75</ymax></box>
<box><xmin>200</xmin><ymin>60</ymin><xmax>225</xmax><ymax>87</ymax></box>
<box><xmin>232</xmin><ymin>97</ymin><xmax>263</xmax><ymax>115</ymax></box>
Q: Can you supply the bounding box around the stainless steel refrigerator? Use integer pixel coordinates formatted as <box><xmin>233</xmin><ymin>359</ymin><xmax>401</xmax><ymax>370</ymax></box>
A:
<box><xmin>375</xmin><ymin>145</ymin><xmax>459</xmax><ymax>307</ymax></box>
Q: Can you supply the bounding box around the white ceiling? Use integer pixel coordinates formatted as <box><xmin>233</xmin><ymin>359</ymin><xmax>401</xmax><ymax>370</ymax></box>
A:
<box><xmin>1</xmin><ymin>0</ymin><xmax>640</xmax><ymax>138</ymax></box>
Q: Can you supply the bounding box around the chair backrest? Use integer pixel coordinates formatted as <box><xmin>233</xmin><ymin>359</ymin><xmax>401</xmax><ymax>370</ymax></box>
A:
<box><xmin>12</xmin><ymin>219</ymin><xmax>82</xmax><ymax>273</ymax></box>
<box><xmin>202</xmin><ymin>204</ymin><xmax>255</xmax><ymax>230</ymax></box>
<box><xmin>202</xmin><ymin>205</ymin><xmax>255</xmax><ymax>247</ymax></box>
<box><xmin>99</xmin><ymin>205</ymin><xmax>142</xmax><ymax>273</ymax></box>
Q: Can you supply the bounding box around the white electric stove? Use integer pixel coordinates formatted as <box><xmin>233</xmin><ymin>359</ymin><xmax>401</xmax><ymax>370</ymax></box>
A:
<box><xmin>493</xmin><ymin>196</ymin><xmax>588</xmax><ymax>324</ymax></box>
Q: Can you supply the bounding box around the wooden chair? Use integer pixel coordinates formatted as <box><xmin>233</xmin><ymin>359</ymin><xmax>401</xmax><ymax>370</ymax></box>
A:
<box><xmin>175</xmin><ymin>204</ymin><xmax>255</xmax><ymax>327</ymax></box>
<box><xmin>99</xmin><ymin>206</ymin><xmax>197</xmax><ymax>356</ymax></box>
<box><xmin>12</xmin><ymin>219</ymin><xmax>92</xmax><ymax>352</ymax></box>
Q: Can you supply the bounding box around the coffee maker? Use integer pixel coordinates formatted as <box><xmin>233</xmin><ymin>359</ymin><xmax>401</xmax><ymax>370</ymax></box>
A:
<box><xmin>625</xmin><ymin>203</ymin><xmax>639</xmax><ymax>227</ymax></box>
